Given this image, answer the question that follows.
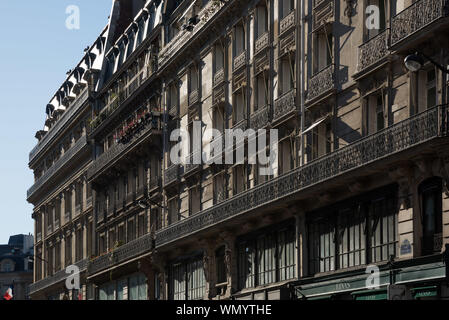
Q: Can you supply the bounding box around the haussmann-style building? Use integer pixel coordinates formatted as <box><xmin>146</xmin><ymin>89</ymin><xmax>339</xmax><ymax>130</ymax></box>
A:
<box><xmin>28</xmin><ymin>0</ymin><xmax>449</xmax><ymax>300</ymax></box>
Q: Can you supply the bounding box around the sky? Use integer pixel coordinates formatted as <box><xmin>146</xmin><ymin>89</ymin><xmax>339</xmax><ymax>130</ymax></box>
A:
<box><xmin>0</xmin><ymin>0</ymin><xmax>112</xmax><ymax>244</ymax></box>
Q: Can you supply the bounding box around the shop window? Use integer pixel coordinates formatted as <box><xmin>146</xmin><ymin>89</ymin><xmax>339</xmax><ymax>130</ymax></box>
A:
<box><xmin>170</xmin><ymin>256</ymin><xmax>205</xmax><ymax>300</ymax></box>
<box><xmin>216</xmin><ymin>246</ymin><xmax>227</xmax><ymax>284</ymax></box>
<box><xmin>238</xmin><ymin>224</ymin><xmax>295</xmax><ymax>290</ymax></box>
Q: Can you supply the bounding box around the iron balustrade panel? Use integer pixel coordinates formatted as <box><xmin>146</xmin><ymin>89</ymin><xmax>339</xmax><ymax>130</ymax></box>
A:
<box><xmin>307</xmin><ymin>64</ymin><xmax>335</xmax><ymax>102</ymax></box>
<box><xmin>27</xmin><ymin>136</ymin><xmax>88</xmax><ymax>199</ymax></box>
<box><xmin>391</xmin><ymin>0</ymin><xmax>449</xmax><ymax>46</ymax></box>
<box><xmin>156</xmin><ymin>106</ymin><xmax>448</xmax><ymax>247</ymax></box>
<box><xmin>280</xmin><ymin>10</ymin><xmax>296</xmax><ymax>35</ymax></box>
<box><xmin>164</xmin><ymin>165</ymin><xmax>179</xmax><ymax>186</ymax></box>
<box><xmin>87</xmin><ymin>118</ymin><xmax>161</xmax><ymax>180</ymax></box>
<box><xmin>233</xmin><ymin>51</ymin><xmax>247</xmax><ymax>72</ymax></box>
<box><xmin>158</xmin><ymin>0</ymin><xmax>228</xmax><ymax>67</ymax></box>
<box><xmin>29</xmin><ymin>259</ymin><xmax>87</xmax><ymax>295</ymax></box>
<box><xmin>273</xmin><ymin>89</ymin><xmax>296</xmax><ymax>121</ymax></box>
<box><xmin>358</xmin><ymin>29</ymin><xmax>389</xmax><ymax>72</ymax></box>
<box><xmin>87</xmin><ymin>233</ymin><xmax>154</xmax><ymax>276</ymax></box>
<box><xmin>29</xmin><ymin>88</ymin><xmax>88</xmax><ymax>162</ymax></box>
<box><xmin>250</xmin><ymin>105</ymin><xmax>270</xmax><ymax>130</ymax></box>
<box><xmin>213</xmin><ymin>69</ymin><xmax>225</xmax><ymax>88</ymax></box>
<box><xmin>255</xmin><ymin>32</ymin><xmax>270</xmax><ymax>55</ymax></box>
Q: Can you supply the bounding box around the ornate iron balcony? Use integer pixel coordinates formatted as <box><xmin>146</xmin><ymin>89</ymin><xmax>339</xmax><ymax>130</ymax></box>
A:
<box><xmin>164</xmin><ymin>164</ymin><xmax>180</xmax><ymax>187</ymax></box>
<box><xmin>233</xmin><ymin>51</ymin><xmax>247</xmax><ymax>72</ymax></box>
<box><xmin>250</xmin><ymin>105</ymin><xmax>270</xmax><ymax>130</ymax></box>
<box><xmin>87</xmin><ymin>233</ymin><xmax>154</xmax><ymax>277</ymax></box>
<box><xmin>391</xmin><ymin>0</ymin><xmax>449</xmax><ymax>46</ymax></box>
<box><xmin>87</xmin><ymin>118</ymin><xmax>161</xmax><ymax>181</ymax></box>
<box><xmin>184</xmin><ymin>151</ymin><xmax>202</xmax><ymax>175</ymax></box>
<box><xmin>29</xmin><ymin>88</ymin><xmax>88</xmax><ymax>163</ymax></box>
<box><xmin>273</xmin><ymin>89</ymin><xmax>296</xmax><ymax>122</ymax></box>
<box><xmin>357</xmin><ymin>29</ymin><xmax>389</xmax><ymax>73</ymax></box>
<box><xmin>29</xmin><ymin>258</ymin><xmax>87</xmax><ymax>295</ymax></box>
<box><xmin>27</xmin><ymin>136</ymin><xmax>88</xmax><ymax>200</ymax></box>
<box><xmin>280</xmin><ymin>10</ymin><xmax>296</xmax><ymax>35</ymax></box>
<box><xmin>158</xmin><ymin>0</ymin><xmax>228</xmax><ymax>67</ymax></box>
<box><xmin>213</xmin><ymin>69</ymin><xmax>225</xmax><ymax>88</ymax></box>
<box><xmin>189</xmin><ymin>89</ymin><xmax>199</xmax><ymax>106</ymax></box>
<box><xmin>156</xmin><ymin>105</ymin><xmax>449</xmax><ymax>247</ymax></box>
<box><xmin>307</xmin><ymin>64</ymin><xmax>335</xmax><ymax>102</ymax></box>
<box><xmin>255</xmin><ymin>32</ymin><xmax>269</xmax><ymax>55</ymax></box>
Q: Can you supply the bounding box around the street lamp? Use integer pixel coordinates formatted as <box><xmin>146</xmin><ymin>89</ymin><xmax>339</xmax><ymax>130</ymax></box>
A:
<box><xmin>404</xmin><ymin>51</ymin><xmax>449</xmax><ymax>74</ymax></box>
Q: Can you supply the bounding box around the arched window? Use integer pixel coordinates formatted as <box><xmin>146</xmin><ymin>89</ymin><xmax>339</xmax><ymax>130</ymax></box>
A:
<box><xmin>419</xmin><ymin>177</ymin><xmax>443</xmax><ymax>255</ymax></box>
<box><xmin>1</xmin><ymin>259</ymin><xmax>14</xmax><ymax>272</ymax></box>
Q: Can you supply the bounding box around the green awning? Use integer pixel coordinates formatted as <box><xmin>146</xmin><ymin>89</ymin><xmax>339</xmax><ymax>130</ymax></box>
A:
<box><xmin>352</xmin><ymin>289</ymin><xmax>387</xmax><ymax>301</ymax></box>
<box><xmin>411</xmin><ymin>286</ymin><xmax>438</xmax><ymax>299</ymax></box>
<box><xmin>308</xmin><ymin>294</ymin><xmax>334</xmax><ymax>300</ymax></box>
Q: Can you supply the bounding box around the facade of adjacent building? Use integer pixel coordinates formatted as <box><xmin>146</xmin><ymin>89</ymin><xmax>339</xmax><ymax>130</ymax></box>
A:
<box><xmin>0</xmin><ymin>234</ymin><xmax>34</xmax><ymax>300</ymax></box>
<box><xmin>28</xmin><ymin>0</ymin><xmax>449</xmax><ymax>300</ymax></box>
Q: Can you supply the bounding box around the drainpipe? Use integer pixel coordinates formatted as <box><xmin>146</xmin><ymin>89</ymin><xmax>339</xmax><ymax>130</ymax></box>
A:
<box><xmin>299</xmin><ymin>0</ymin><xmax>306</xmax><ymax>166</ymax></box>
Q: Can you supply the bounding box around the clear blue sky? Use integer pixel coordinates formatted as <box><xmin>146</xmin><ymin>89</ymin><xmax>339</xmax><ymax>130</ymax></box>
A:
<box><xmin>0</xmin><ymin>1</ymin><xmax>112</xmax><ymax>244</ymax></box>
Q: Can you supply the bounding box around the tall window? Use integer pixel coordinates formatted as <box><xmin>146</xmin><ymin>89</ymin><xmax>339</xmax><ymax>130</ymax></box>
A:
<box><xmin>216</xmin><ymin>246</ymin><xmax>227</xmax><ymax>284</ymax></box>
<box><xmin>419</xmin><ymin>177</ymin><xmax>443</xmax><ymax>255</ymax></box>
<box><xmin>170</xmin><ymin>256</ymin><xmax>206</xmax><ymax>300</ymax></box>
<box><xmin>366</xmin><ymin>93</ymin><xmax>385</xmax><ymax>135</ymax></box>
<box><xmin>255</xmin><ymin>73</ymin><xmax>268</xmax><ymax>111</ymax></box>
<box><xmin>233</xmin><ymin>90</ymin><xmax>246</xmax><ymax>125</ymax></box>
<box><xmin>214</xmin><ymin>44</ymin><xmax>224</xmax><ymax>74</ymax></box>
<box><xmin>308</xmin><ymin>188</ymin><xmax>398</xmax><ymax>274</ymax></box>
<box><xmin>234</xmin><ymin>23</ymin><xmax>246</xmax><ymax>57</ymax></box>
<box><xmin>418</xmin><ymin>68</ymin><xmax>437</xmax><ymax>112</ymax></box>
<box><xmin>256</xmin><ymin>4</ymin><xmax>268</xmax><ymax>39</ymax></box>
<box><xmin>238</xmin><ymin>224</ymin><xmax>295</xmax><ymax>289</ymax></box>
<box><xmin>279</xmin><ymin>55</ymin><xmax>295</xmax><ymax>95</ymax></box>
<box><xmin>168</xmin><ymin>198</ymin><xmax>179</xmax><ymax>225</ymax></box>
<box><xmin>280</xmin><ymin>0</ymin><xmax>294</xmax><ymax>19</ymax></box>
<box><xmin>313</xmin><ymin>30</ymin><xmax>333</xmax><ymax>73</ymax></box>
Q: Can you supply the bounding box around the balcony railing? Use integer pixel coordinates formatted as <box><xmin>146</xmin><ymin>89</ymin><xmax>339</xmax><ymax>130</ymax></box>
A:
<box><xmin>233</xmin><ymin>51</ymin><xmax>247</xmax><ymax>72</ymax></box>
<box><xmin>158</xmin><ymin>0</ymin><xmax>228</xmax><ymax>67</ymax></box>
<box><xmin>87</xmin><ymin>117</ymin><xmax>161</xmax><ymax>180</ymax></box>
<box><xmin>307</xmin><ymin>64</ymin><xmax>335</xmax><ymax>102</ymax></box>
<box><xmin>27</xmin><ymin>136</ymin><xmax>88</xmax><ymax>199</ymax></box>
<box><xmin>149</xmin><ymin>175</ymin><xmax>162</xmax><ymax>191</ymax></box>
<box><xmin>29</xmin><ymin>88</ymin><xmax>88</xmax><ymax>163</ymax></box>
<box><xmin>164</xmin><ymin>164</ymin><xmax>180</xmax><ymax>186</ymax></box>
<box><xmin>89</xmin><ymin>70</ymin><xmax>146</xmax><ymax>132</ymax></box>
<box><xmin>250</xmin><ymin>105</ymin><xmax>270</xmax><ymax>130</ymax></box>
<box><xmin>184</xmin><ymin>151</ymin><xmax>202</xmax><ymax>175</ymax></box>
<box><xmin>189</xmin><ymin>89</ymin><xmax>199</xmax><ymax>106</ymax></box>
<box><xmin>156</xmin><ymin>105</ymin><xmax>449</xmax><ymax>247</ymax></box>
<box><xmin>357</xmin><ymin>29</ymin><xmax>389</xmax><ymax>73</ymax></box>
<box><xmin>87</xmin><ymin>232</ymin><xmax>154</xmax><ymax>277</ymax></box>
<box><xmin>422</xmin><ymin>233</ymin><xmax>443</xmax><ymax>254</ymax></box>
<box><xmin>213</xmin><ymin>69</ymin><xmax>225</xmax><ymax>87</ymax></box>
<box><xmin>391</xmin><ymin>0</ymin><xmax>449</xmax><ymax>46</ymax></box>
<box><xmin>280</xmin><ymin>10</ymin><xmax>296</xmax><ymax>35</ymax></box>
<box><xmin>255</xmin><ymin>32</ymin><xmax>269</xmax><ymax>55</ymax></box>
<box><xmin>29</xmin><ymin>258</ymin><xmax>88</xmax><ymax>295</ymax></box>
<box><xmin>273</xmin><ymin>89</ymin><xmax>296</xmax><ymax>121</ymax></box>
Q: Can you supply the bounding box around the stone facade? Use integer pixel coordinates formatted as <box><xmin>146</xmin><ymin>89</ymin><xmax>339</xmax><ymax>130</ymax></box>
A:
<box><xmin>28</xmin><ymin>0</ymin><xmax>449</xmax><ymax>300</ymax></box>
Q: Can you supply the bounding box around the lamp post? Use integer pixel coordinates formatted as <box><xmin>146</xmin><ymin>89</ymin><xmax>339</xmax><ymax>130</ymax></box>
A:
<box><xmin>404</xmin><ymin>51</ymin><xmax>449</xmax><ymax>107</ymax></box>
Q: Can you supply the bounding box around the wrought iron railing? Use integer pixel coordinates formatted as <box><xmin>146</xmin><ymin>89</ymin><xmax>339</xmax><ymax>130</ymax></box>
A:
<box><xmin>391</xmin><ymin>0</ymin><xmax>449</xmax><ymax>46</ymax></box>
<box><xmin>189</xmin><ymin>89</ymin><xmax>199</xmax><ymax>106</ymax></box>
<box><xmin>255</xmin><ymin>32</ymin><xmax>269</xmax><ymax>55</ymax></box>
<box><xmin>422</xmin><ymin>233</ymin><xmax>443</xmax><ymax>254</ymax></box>
<box><xmin>87</xmin><ymin>117</ymin><xmax>161</xmax><ymax>180</ymax></box>
<box><xmin>158</xmin><ymin>0</ymin><xmax>228</xmax><ymax>67</ymax></box>
<box><xmin>156</xmin><ymin>105</ymin><xmax>449</xmax><ymax>246</ymax></box>
<box><xmin>184</xmin><ymin>151</ymin><xmax>202</xmax><ymax>175</ymax></box>
<box><xmin>250</xmin><ymin>105</ymin><xmax>270</xmax><ymax>130</ymax></box>
<box><xmin>213</xmin><ymin>69</ymin><xmax>225</xmax><ymax>87</ymax></box>
<box><xmin>307</xmin><ymin>64</ymin><xmax>335</xmax><ymax>102</ymax></box>
<box><xmin>358</xmin><ymin>29</ymin><xmax>389</xmax><ymax>72</ymax></box>
<box><xmin>164</xmin><ymin>164</ymin><xmax>180</xmax><ymax>186</ymax></box>
<box><xmin>280</xmin><ymin>10</ymin><xmax>296</xmax><ymax>35</ymax></box>
<box><xmin>87</xmin><ymin>233</ymin><xmax>154</xmax><ymax>277</ymax></box>
<box><xmin>29</xmin><ymin>259</ymin><xmax>88</xmax><ymax>295</ymax></box>
<box><xmin>27</xmin><ymin>136</ymin><xmax>88</xmax><ymax>199</ymax></box>
<box><xmin>29</xmin><ymin>88</ymin><xmax>88</xmax><ymax>163</ymax></box>
<box><xmin>233</xmin><ymin>51</ymin><xmax>247</xmax><ymax>72</ymax></box>
<box><xmin>273</xmin><ymin>89</ymin><xmax>296</xmax><ymax>121</ymax></box>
